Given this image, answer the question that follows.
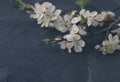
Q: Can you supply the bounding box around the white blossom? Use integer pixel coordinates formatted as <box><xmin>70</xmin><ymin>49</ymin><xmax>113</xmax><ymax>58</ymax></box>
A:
<box><xmin>53</xmin><ymin>11</ymin><xmax>76</xmax><ymax>33</ymax></box>
<box><xmin>63</xmin><ymin>10</ymin><xmax>77</xmax><ymax>31</ymax></box>
<box><xmin>30</xmin><ymin>3</ymin><xmax>45</xmax><ymax>19</ymax></box>
<box><xmin>74</xmin><ymin>40</ymin><xmax>85</xmax><ymax>52</ymax></box>
<box><xmin>95</xmin><ymin>45</ymin><xmax>101</xmax><ymax>49</ymax></box>
<box><xmin>64</xmin><ymin>10</ymin><xmax>77</xmax><ymax>22</ymax></box>
<box><xmin>70</xmin><ymin>24</ymin><xmax>79</xmax><ymax>34</ymax></box>
<box><xmin>30</xmin><ymin>2</ymin><xmax>61</xmax><ymax>27</ymax></box>
<box><xmin>78</xmin><ymin>26</ymin><xmax>87</xmax><ymax>35</ymax></box>
<box><xmin>59</xmin><ymin>40</ymin><xmax>85</xmax><ymax>53</ymax></box>
<box><xmin>95</xmin><ymin>34</ymin><xmax>120</xmax><ymax>54</ymax></box>
<box><xmin>71</xmin><ymin>24</ymin><xmax>87</xmax><ymax>35</ymax></box>
<box><xmin>71</xmin><ymin>16</ymin><xmax>81</xmax><ymax>24</ymax></box>
<box><xmin>87</xmin><ymin>11</ymin><xmax>99</xmax><ymax>26</ymax></box>
<box><xmin>96</xmin><ymin>11</ymin><xmax>115</xmax><ymax>21</ymax></box>
<box><xmin>63</xmin><ymin>33</ymin><xmax>81</xmax><ymax>41</ymax></box>
<box><xmin>79</xmin><ymin>9</ymin><xmax>90</xmax><ymax>18</ymax></box>
<box><xmin>59</xmin><ymin>41</ymin><xmax>67</xmax><ymax>49</ymax></box>
<box><xmin>71</xmin><ymin>9</ymin><xmax>100</xmax><ymax>27</ymax></box>
<box><xmin>59</xmin><ymin>31</ymin><xmax>85</xmax><ymax>53</ymax></box>
<box><xmin>52</xmin><ymin>16</ymin><xmax>68</xmax><ymax>32</ymax></box>
<box><xmin>71</xmin><ymin>9</ymin><xmax>90</xmax><ymax>24</ymax></box>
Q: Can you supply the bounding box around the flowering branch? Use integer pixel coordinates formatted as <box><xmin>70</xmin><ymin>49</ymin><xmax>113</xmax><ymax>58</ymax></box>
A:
<box><xmin>14</xmin><ymin>0</ymin><xmax>120</xmax><ymax>54</ymax></box>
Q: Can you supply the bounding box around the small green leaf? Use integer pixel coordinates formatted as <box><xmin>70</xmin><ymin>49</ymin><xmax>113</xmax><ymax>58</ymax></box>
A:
<box><xmin>43</xmin><ymin>39</ymin><xmax>51</xmax><ymax>44</ymax></box>
<box><xmin>15</xmin><ymin>0</ymin><xmax>32</xmax><ymax>11</ymax></box>
<box><xmin>27</xmin><ymin>10</ymin><xmax>34</xmax><ymax>14</ymax></box>
<box><xmin>76</xmin><ymin>0</ymin><xmax>88</xmax><ymax>9</ymax></box>
<box><xmin>15</xmin><ymin>0</ymin><xmax>23</xmax><ymax>4</ymax></box>
<box><xmin>19</xmin><ymin>5</ymin><xmax>25</xmax><ymax>10</ymax></box>
<box><xmin>51</xmin><ymin>41</ymin><xmax>56</xmax><ymax>46</ymax></box>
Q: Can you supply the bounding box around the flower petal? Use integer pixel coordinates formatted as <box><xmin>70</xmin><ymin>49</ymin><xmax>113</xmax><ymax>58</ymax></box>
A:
<box><xmin>71</xmin><ymin>17</ymin><xmax>81</xmax><ymax>24</ymax></box>
<box><xmin>63</xmin><ymin>34</ymin><xmax>73</xmax><ymax>41</ymax></box>
<box><xmin>90</xmin><ymin>11</ymin><xmax>97</xmax><ymax>17</ymax></box>
<box><xmin>79</xmin><ymin>29</ymin><xmax>87</xmax><ymax>35</ymax></box>
<box><xmin>79</xmin><ymin>40</ymin><xmax>85</xmax><ymax>47</ymax></box>
<box><xmin>59</xmin><ymin>41</ymin><xmax>67</xmax><ymax>49</ymax></box>
<box><xmin>80</xmin><ymin>9</ymin><xmax>86</xmax><ymax>15</ymax></box>
<box><xmin>73</xmin><ymin>34</ymin><xmax>81</xmax><ymax>40</ymax></box>
<box><xmin>102</xmin><ymin>40</ymin><xmax>110</xmax><ymax>45</ymax></box>
<box><xmin>67</xmin><ymin>42</ymin><xmax>74</xmax><ymax>53</ymax></box>
<box><xmin>54</xmin><ymin>9</ymin><xmax>61</xmax><ymax>15</ymax></box>
<box><xmin>108</xmin><ymin>34</ymin><xmax>113</xmax><ymax>41</ymax></box>
<box><xmin>95</xmin><ymin>45</ymin><xmax>101</xmax><ymax>49</ymax></box>
<box><xmin>87</xmin><ymin>20</ymin><xmax>92</xmax><ymax>26</ymax></box>
<box><xmin>71</xmin><ymin>24</ymin><xmax>79</xmax><ymax>34</ymax></box>
<box><xmin>96</xmin><ymin>14</ymin><xmax>104</xmax><ymax>21</ymax></box>
<box><xmin>74</xmin><ymin>45</ymin><xmax>83</xmax><ymax>52</ymax></box>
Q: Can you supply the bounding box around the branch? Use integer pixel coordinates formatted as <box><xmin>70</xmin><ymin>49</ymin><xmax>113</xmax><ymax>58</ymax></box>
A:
<box><xmin>94</xmin><ymin>17</ymin><xmax>120</xmax><ymax>35</ymax></box>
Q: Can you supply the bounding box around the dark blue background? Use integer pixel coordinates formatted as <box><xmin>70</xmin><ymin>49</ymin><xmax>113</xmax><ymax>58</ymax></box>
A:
<box><xmin>0</xmin><ymin>0</ymin><xmax>120</xmax><ymax>82</ymax></box>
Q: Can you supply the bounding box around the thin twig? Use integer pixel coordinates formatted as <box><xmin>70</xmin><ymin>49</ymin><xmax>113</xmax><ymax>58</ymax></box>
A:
<box><xmin>94</xmin><ymin>17</ymin><xmax>120</xmax><ymax>35</ymax></box>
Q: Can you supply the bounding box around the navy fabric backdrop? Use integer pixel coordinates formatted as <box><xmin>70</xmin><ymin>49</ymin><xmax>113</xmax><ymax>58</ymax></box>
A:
<box><xmin>0</xmin><ymin>0</ymin><xmax>120</xmax><ymax>82</ymax></box>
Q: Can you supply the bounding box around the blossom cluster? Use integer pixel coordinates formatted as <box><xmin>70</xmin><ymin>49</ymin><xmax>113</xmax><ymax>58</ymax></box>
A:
<box><xmin>26</xmin><ymin>2</ymin><xmax>120</xmax><ymax>54</ymax></box>
<box><xmin>95</xmin><ymin>34</ymin><xmax>120</xmax><ymax>54</ymax></box>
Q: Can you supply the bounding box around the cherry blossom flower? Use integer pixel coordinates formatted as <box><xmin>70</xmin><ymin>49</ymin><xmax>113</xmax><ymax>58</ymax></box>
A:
<box><xmin>95</xmin><ymin>34</ymin><xmax>120</xmax><ymax>54</ymax></box>
<box><xmin>59</xmin><ymin>34</ymin><xmax>85</xmax><ymax>53</ymax></box>
<box><xmin>30</xmin><ymin>2</ymin><xmax>61</xmax><ymax>27</ymax></box>
<box><xmin>30</xmin><ymin>3</ymin><xmax>45</xmax><ymax>19</ymax></box>
<box><xmin>96</xmin><ymin>11</ymin><xmax>115</xmax><ymax>22</ymax></box>
<box><xmin>53</xmin><ymin>11</ymin><xmax>76</xmax><ymax>33</ymax></box>
<box><xmin>86</xmin><ymin>11</ymin><xmax>99</xmax><ymax>26</ymax></box>
<box><xmin>71</xmin><ymin>24</ymin><xmax>87</xmax><ymax>35</ymax></box>
<box><xmin>59</xmin><ymin>28</ymin><xmax>85</xmax><ymax>53</ymax></box>
<box><xmin>71</xmin><ymin>9</ymin><xmax>90</xmax><ymax>24</ymax></box>
<box><xmin>71</xmin><ymin>9</ymin><xmax>100</xmax><ymax>26</ymax></box>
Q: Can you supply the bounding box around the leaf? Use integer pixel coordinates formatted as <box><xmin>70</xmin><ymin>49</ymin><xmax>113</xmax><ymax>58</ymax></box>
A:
<box><xmin>15</xmin><ymin>0</ymin><xmax>23</xmax><ymax>4</ymax></box>
<box><xmin>76</xmin><ymin>0</ymin><xmax>88</xmax><ymax>9</ymax></box>
<box><xmin>51</xmin><ymin>41</ymin><xmax>56</xmax><ymax>46</ymax></box>
<box><xmin>14</xmin><ymin>0</ymin><xmax>31</xmax><ymax>11</ymax></box>
<box><xmin>43</xmin><ymin>39</ymin><xmax>51</xmax><ymax>44</ymax></box>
